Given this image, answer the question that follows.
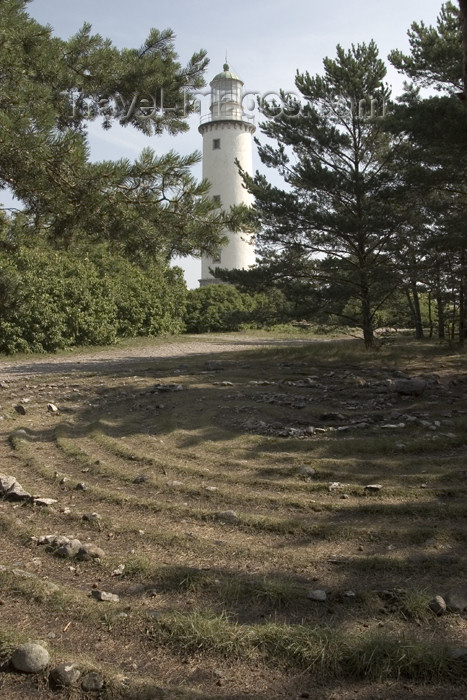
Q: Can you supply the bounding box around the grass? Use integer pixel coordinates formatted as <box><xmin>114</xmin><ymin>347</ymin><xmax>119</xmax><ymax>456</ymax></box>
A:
<box><xmin>151</xmin><ymin>610</ymin><xmax>464</xmax><ymax>681</ymax></box>
<box><xmin>0</xmin><ymin>332</ymin><xmax>466</xmax><ymax>699</ymax></box>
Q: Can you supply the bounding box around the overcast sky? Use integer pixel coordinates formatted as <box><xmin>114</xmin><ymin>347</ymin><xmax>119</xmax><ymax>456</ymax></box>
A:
<box><xmin>10</xmin><ymin>1</ymin><xmax>447</xmax><ymax>286</ymax></box>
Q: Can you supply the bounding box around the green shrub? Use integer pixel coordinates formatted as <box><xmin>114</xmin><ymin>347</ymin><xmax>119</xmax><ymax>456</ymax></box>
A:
<box><xmin>0</xmin><ymin>244</ymin><xmax>186</xmax><ymax>353</ymax></box>
<box><xmin>184</xmin><ymin>285</ymin><xmax>291</xmax><ymax>333</ymax></box>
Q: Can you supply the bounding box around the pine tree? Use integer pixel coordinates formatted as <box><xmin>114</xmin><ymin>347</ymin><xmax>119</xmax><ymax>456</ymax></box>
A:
<box><xmin>242</xmin><ymin>42</ymin><xmax>398</xmax><ymax>347</ymax></box>
<box><xmin>458</xmin><ymin>0</ymin><xmax>467</xmax><ymax>100</ymax></box>
<box><xmin>0</xmin><ymin>0</ymin><xmax>231</xmax><ymax>260</ymax></box>
<box><xmin>389</xmin><ymin>2</ymin><xmax>467</xmax><ymax>340</ymax></box>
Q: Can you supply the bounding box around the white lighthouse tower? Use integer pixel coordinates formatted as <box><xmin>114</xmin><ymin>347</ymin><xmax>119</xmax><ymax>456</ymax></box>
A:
<box><xmin>198</xmin><ymin>63</ymin><xmax>256</xmax><ymax>286</ymax></box>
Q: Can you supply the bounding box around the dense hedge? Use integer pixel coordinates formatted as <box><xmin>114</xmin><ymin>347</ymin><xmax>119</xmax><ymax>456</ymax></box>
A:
<box><xmin>184</xmin><ymin>285</ymin><xmax>291</xmax><ymax>333</ymax></box>
<box><xmin>0</xmin><ymin>245</ymin><xmax>186</xmax><ymax>353</ymax></box>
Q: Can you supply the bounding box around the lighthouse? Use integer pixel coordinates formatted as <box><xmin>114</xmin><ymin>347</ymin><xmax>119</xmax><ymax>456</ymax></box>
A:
<box><xmin>198</xmin><ymin>63</ymin><xmax>256</xmax><ymax>286</ymax></box>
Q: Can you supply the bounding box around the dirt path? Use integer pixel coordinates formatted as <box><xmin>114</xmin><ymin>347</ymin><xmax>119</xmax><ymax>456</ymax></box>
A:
<box><xmin>0</xmin><ymin>333</ymin><xmax>319</xmax><ymax>379</ymax></box>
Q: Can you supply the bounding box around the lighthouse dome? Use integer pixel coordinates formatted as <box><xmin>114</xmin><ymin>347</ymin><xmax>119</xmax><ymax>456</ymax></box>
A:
<box><xmin>211</xmin><ymin>63</ymin><xmax>243</xmax><ymax>84</ymax></box>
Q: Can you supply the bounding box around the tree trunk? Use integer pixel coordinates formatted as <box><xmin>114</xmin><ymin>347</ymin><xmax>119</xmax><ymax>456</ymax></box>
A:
<box><xmin>428</xmin><ymin>291</ymin><xmax>434</xmax><ymax>338</ymax></box>
<box><xmin>360</xmin><ymin>286</ymin><xmax>374</xmax><ymax>348</ymax></box>
<box><xmin>459</xmin><ymin>249</ymin><xmax>467</xmax><ymax>344</ymax></box>
<box><xmin>409</xmin><ymin>280</ymin><xmax>424</xmax><ymax>339</ymax></box>
<box><xmin>435</xmin><ymin>263</ymin><xmax>445</xmax><ymax>339</ymax></box>
<box><xmin>460</xmin><ymin>0</ymin><xmax>467</xmax><ymax>102</ymax></box>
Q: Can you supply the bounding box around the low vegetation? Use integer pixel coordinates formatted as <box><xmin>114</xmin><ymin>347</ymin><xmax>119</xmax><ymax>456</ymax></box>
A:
<box><xmin>0</xmin><ymin>332</ymin><xmax>465</xmax><ymax>699</ymax></box>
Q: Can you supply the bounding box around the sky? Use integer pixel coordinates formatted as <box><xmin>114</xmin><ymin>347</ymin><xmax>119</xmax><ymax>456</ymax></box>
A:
<box><xmin>6</xmin><ymin>0</ymin><xmax>447</xmax><ymax>286</ymax></box>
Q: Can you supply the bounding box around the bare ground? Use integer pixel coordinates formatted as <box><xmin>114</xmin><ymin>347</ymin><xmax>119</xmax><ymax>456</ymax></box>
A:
<box><xmin>0</xmin><ymin>333</ymin><xmax>466</xmax><ymax>699</ymax></box>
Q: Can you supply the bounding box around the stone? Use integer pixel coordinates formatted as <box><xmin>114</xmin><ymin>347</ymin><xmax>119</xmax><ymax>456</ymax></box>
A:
<box><xmin>75</xmin><ymin>482</ymin><xmax>87</xmax><ymax>491</ymax></box>
<box><xmin>14</xmin><ymin>404</ymin><xmax>27</xmax><ymax>415</ymax></box>
<box><xmin>364</xmin><ymin>484</ymin><xmax>383</xmax><ymax>493</ymax></box>
<box><xmin>82</xmin><ymin>512</ymin><xmax>101</xmax><ymax>522</ymax></box>
<box><xmin>215</xmin><ymin>510</ymin><xmax>238</xmax><ymax>523</ymax></box>
<box><xmin>429</xmin><ymin>595</ymin><xmax>446</xmax><ymax>616</ymax></box>
<box><xmin>444</xmin><ymin>587</ymin><xmax>467</xmax><ymax>613</ymax></box>
<box><xmin>393</xmin><ymin>378</ymin><xmax>427</xmax><ymax>396</ymax></box>
<box><xmin>76</xmin><ymin>544</ymin><xmax>105</xmax><ymax>561</ymax></box>
<box><xmin>50</xmin><ymin>662</ymin><xmax>81</xmax><ymax>687</ymax></box>
<box><xmin>133</xmin><ymin>475</ymin><xmax>149</xmax><ymax>484</ymax></box>
<box><xmin>91</xmin><ymin>590</ymin><xmax>119</xmax><ymax>602</ymax></box>
<box><xmin>81</xmin><ymin>672</ymin><xmax>105</xmax><ymax>692</ymax></box>
<box><xmin>298</xmin><ymin>466</ymin><xmax>316</xmax><ymax>477</ymax></box>
<box><xmin>55</xmin><ymin>539</ymin><xmax>82</xmax><ymax>558</ymax></box>
<box><xmin>12</xmin><ymin>429</ymin><xmax>28</xmax><ymax>439</ymax></box>
<box><xmin>0</xmin><ymin>473</ymin><xmax>17</xmax><ymax>495</ymax></box>
<box><xmin>320</xmin><ymin>412</ymin><xmax>346</xmax><ymax>421</ymax></box>
<box><xmin>33</xmin><ymin>498</ymin><xmax>58</xmax><ymax>507</ymax></box>
<box><xmin>11</xmin><ymin>643</ymin><xmax>49</xmax><ymax>673</ymax></box>
<box><xmin>111</xmin><ymin>564</ymin><xmax>125</xmax><ymax>576</ymax></box>
<box><xmin>307</xmin><ymin>589</ymin><xmax>327</xmax><ymax>602</ymax></box>
<box><xmin>42</xmin><ymin>535</ymin><xmax>70</xmax><ymax>547</ymax></box>
<box><xmin>47</xmin><ymin>403</ymin><xmax>59</xmax><ymax>413</ymax></box>
<box><xmin>6</xmin><ymin>481</ymin><xmax>31</xmax><ymax>501</ymax></box>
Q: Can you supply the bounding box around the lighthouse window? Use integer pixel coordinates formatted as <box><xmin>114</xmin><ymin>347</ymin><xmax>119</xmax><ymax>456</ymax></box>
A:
<box><xmin>213</xmin><ymin>138</ymin><xmax>221</xmax><ymax>150</ymax></box>
<box><xmin>213</xmin><ymin>195</ymin><xmax>221</xmax><ymax>204</ymax></box>
<box><xmin>212</xmin><ymin>252</ymin><xmax>221</xmax><ymax>264</ymax></box>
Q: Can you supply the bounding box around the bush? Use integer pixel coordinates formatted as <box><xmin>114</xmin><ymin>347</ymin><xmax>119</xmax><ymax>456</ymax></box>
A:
<box><xmin>184</xmin><ymin>285</ymin><xmax>291</xmax><ymax>333</ymax></box>
<box><xmin>0</xmin><ymin>244</ymin><xmax>186</xmax><ymax>353</ymax></box>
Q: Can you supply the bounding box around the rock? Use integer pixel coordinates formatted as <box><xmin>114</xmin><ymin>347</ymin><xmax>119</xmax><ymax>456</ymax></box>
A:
<box><xmin>6</xmin><ymin>481</ymin><xmax>31</xmax><ymax>501</ymax></box>
<box><xmin>81</xmin><ymin>672</ymin><xmax>105</xmax><ymax>691</ymax></box>
<box><xmin>11</xmin><ymin>643</ymin><xmax>49</xmax><ymax>673</ymax></box>
<box><xmin>444</xmin><ymin>587</ymin><xmax>467</xmax><ymax>613</ymax></box>
<box><xmin>33</xmin><ymin>498</ymin><xmax>58</xmax><ymax>507</ymax></box>
<box><xmin>40</xmin><ymin>535</ymin><xmax>70</xmax><ymax>547</ymax></box>
<box><xmin>47</xmin><ymin>403</ymin><xmax>59</xmax><ymax>414</ymax></box>
<box><xmin>14</xmin><ymin>404</ymin><xmax>27</xmax><ymax>415</ymax></box>
<box><xmin>91</xmin><ymin>590</ymin><xmax>119</xmax><ymax>603</ymax></box>
<box><xmin>0</xmin><ymin>473</ymin><xmax>17</xmax><ymax>495</ymax></box>
<box><xmin>429</xmin><ymin>595</ymin><xmax>447</xmax><ymax>616</ymax></box>
<box><xmin>133</xmin><ymin>475</ymin><xmax>149</xmax><ymax>484</ymax></box>
<box><xmin>49</xmin><ymin>662</ymin><xmax>81</xmax><ymax>687</ymax></box>
<box><xmin>75</xmin><ymin>483</ymin><xmax>87</xmax><ymax>491</ymax></box>
<box><xmin>12</xmin><ymin>429</ymin><xmax>28</xmax><ymax>439</ymax></box>
<box><xmin>55</xmin><ymin>539</ymin><xmax>82</xmax><ymax>558</ymax></box>
<box><xmin>82</xmin><ymin>512</ymin><xmax>101</xmax><ymax>522</ymax></box>
<box><xmin>76</xmin><ymin>544</ymin><xmax>105</xmax><ymax>561</ymax></box>
<box><xmin>393</xmin><ymin>378</ymin><xmax>427</xmax><ymax>396</ymax></box>
<box><xmin>111</xmin><ymin>564</ymin><xmax>125</xmax><ymax>577</ymax></box>
<box><xmin>298</xmin><ymin>466</ymin><xmax>316</xmax><ymax>478</ymax></box>
<box><xmin>328</xmin><ymin>482</ymin><xmax>344</xmax><ymax>492</ymax></box>
<box><xmin>215</xmin><ymin>510</ymin><xmax>238</xmax><ymax>523</ymax></box>
<box><xmin>364</xmin><ymin>484</ymin><xmax>383</xmax><ymax>493</ymax></box>
<box><xmin>320</xmin><ymin>412</ymin><xmax>346</xmax><ymax>421</ymax></box>
<box><xmin>307</xmin><ymin>589</ymin><xmax>327</xmax><ymax>602</ymax></box>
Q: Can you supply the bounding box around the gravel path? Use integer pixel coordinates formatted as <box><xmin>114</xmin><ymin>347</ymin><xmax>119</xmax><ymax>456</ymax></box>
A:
<box><xmin>0</xmin><ymin>334</ymin><xmax>320</xmax><ymax>379</ymax></box>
